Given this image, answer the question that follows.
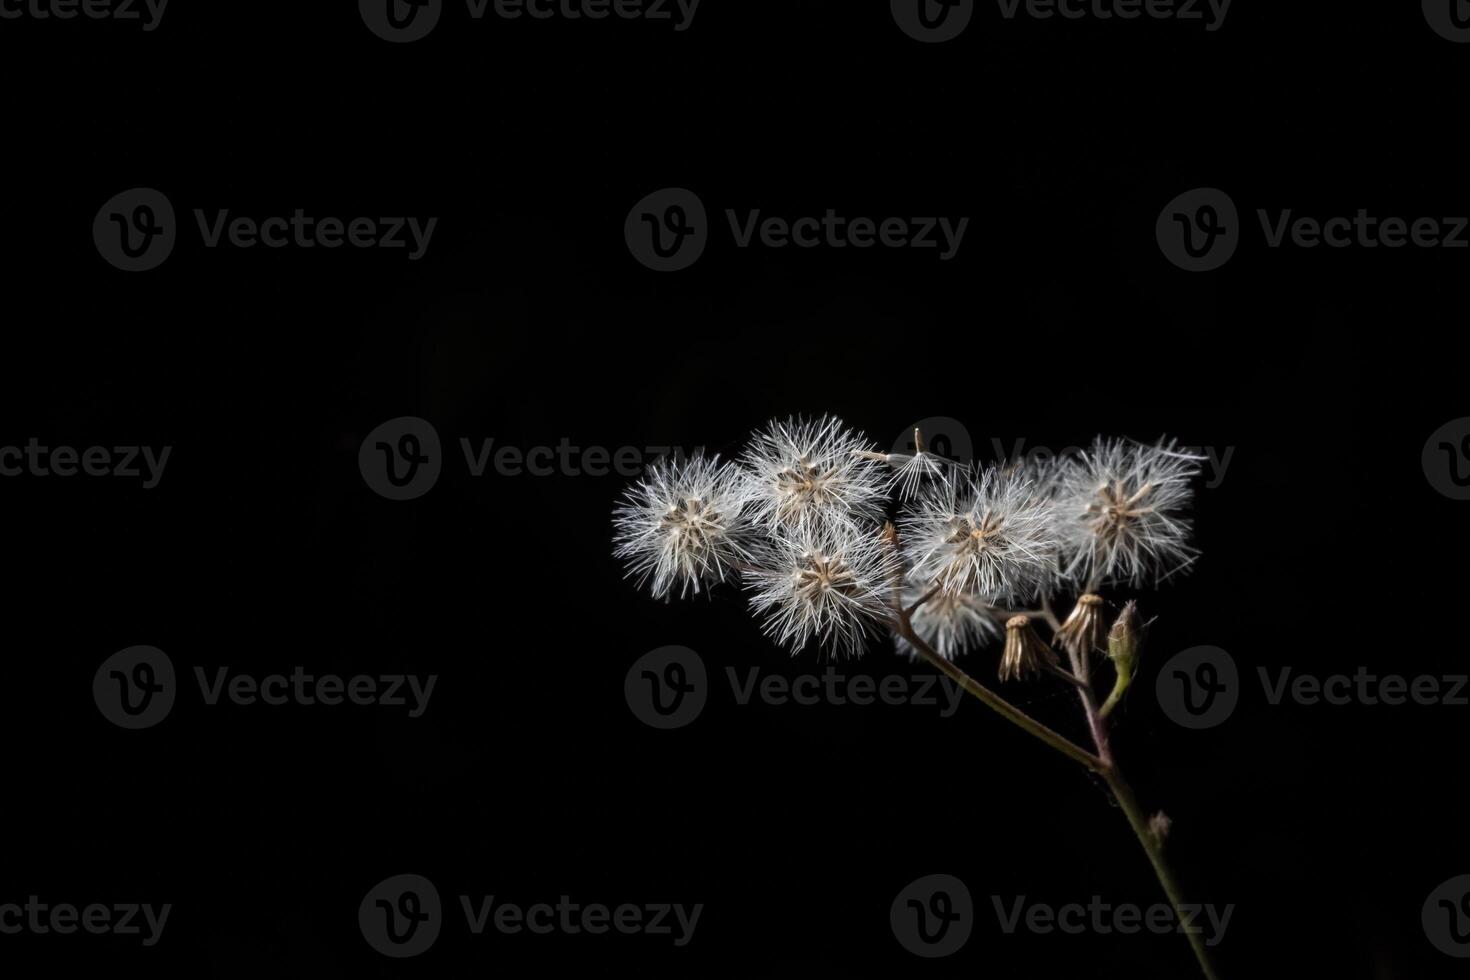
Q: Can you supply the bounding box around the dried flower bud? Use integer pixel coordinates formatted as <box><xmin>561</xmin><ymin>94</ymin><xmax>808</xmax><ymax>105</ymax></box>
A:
<box><xmin>1054</xmin><ymin>593</ymin><xmax>1107</xmax><ymax>661</ymax></box>
<box><xmin>999</xmin><ymin>614</ymin><xmax>1060</xmax><ymax>682</ymax></box>
<box><xmin>1107</xmin><ymin>600</ymin><xmax>1141</xmax><ymax>675</ymax></box>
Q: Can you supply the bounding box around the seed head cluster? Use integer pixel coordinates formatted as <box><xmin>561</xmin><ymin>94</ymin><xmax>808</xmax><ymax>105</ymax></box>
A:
<box><xmin>614</xmin><ymin>418</ymin><xmax>1202</xmax><ymax>661</ymax></box>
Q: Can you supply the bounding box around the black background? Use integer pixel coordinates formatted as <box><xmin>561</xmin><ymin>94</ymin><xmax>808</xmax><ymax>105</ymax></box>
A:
<box><xmin>1</xmin><ymin>1</ymin><xmax>1466</xmax><ymax>976</ymax></box>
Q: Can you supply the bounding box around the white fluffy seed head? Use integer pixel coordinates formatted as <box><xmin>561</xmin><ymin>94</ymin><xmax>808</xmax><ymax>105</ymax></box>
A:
<box><xmin>1054</xmin><ymin>437</ymin><xmax>1202</xmax><ymax>589</ymax></box>
<box><xmin>898</xmin><ymin>465</ymin><xmax>1061</xmax><ymax>605</ymax></box>
<box><xmin>894</xmin><ymin>577</ymin><xmax>1003</xmax><ymax>661</ymax></box>
<box><xmin>612</xmin><ymin>453</ymin><xmax>754</xmax><ymax>600</ymax></box>
<box><xmin>740</xmin><ymin>415</ymin><xmax>889</xmax><ymax>535</ymax></box>
<box><xmin>742</xmin><ymin>523</ymin><xmax>902</xmax><ymax>659</ymax></box>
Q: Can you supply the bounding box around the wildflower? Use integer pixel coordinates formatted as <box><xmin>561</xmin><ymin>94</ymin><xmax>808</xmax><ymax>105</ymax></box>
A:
<box><xmin>899</xmin><ymin>465</ymin><xmax>1061</xmax><ymax>605</ymax></box>
<box><xmin>1054</xmin><ymin>438</ymin><xmax>1202</xmax><ymax>589</ymax></box>
<box><xmin>895</xmin><ymin>578</ymin><xmax>1003</xmax><ymax>660</ymax></box>
<box><xmin>743</xmin><ymin>523</ymin><xmax>902</xmax><ymax>658</ymax></box>
<box><xmin>740</xmin><ymin>416</ymin><xmax>888</xmax><ymax>534</ymax></box>
<box><xmin>999</xmin><ymin>614</ymin><xmax>1060</xmax><ymax>681</ymax></box>
<box><xmin>612</xmin><ymin>453</ymin><xmax>754</xmax><ymax>599</ymax></box>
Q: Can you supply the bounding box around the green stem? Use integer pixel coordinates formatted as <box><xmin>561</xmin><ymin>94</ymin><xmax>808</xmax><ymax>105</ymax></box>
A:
<box><xmin>1057</xmin><ymin>613</ymin><xmax>1223</xmax><ymax>980</ymax></box>
<box><xmin>1101</xmin><ymin>765</ymin><xmax>1224</xmax><ymax>980</ymax></box>
<box><xmin>1098</xmin><ymin>656</ymin><xmax>1132</xmax><ymax>721</ymax></box>
<box><xmin>899</xmin><ymin>624</ymin><xmax>1103</xmax><ymax>772</ymax></box>
<box><xmin>891</xmin><ymin>548</ymin><xmax>1220</xmax><ymax>977</ymax></box>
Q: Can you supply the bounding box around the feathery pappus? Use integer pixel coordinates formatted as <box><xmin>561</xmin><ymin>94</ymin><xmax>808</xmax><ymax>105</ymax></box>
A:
<box><xmin>740</xmin><ymin>415</ymin><xmax>889</xmax><ymax>535</ymax></box>
<box><xmin>898</xmin><ymin>464</ymin><xmax>1060</xmax><ymax>605</ymax></box>
<box><xmin>1054</xmin><ymin>437</ymin><xmax>1203</xmax><ymax>589</ymax></box>
<box><xmin>612</xmin><ymin>453</ymin><xmax>755</xmax><ymax>600</ymax></box>
<box><xmin>742</xmin><ymin>523</ymin><xmax>902</xmax><ymax>658</ymax></box>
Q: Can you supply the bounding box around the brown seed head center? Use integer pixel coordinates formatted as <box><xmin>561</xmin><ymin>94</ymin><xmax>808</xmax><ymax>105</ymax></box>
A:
<box><xmin>1090</xmin><ymin>481</ymin><xmax>1156</xmax><ymax>532</ymax></box>
<box><xmin>663</xmin><ymin>497</ymin><xmax>725</xmax><ymax>553</ymax></box>
<box><xmin>794</xmin><ymin>551</ymin><xmax>857</xmax><ymax>598</ymax></box>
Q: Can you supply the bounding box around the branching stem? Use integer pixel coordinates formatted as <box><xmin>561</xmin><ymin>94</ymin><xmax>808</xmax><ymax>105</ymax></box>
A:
<box><xmin>900</xmin><ymin>586</ymin><xmax>1223</xmax><ymax>980</ymax></box>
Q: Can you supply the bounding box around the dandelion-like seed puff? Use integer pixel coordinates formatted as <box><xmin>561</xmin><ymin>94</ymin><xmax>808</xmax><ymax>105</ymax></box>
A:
<box><xmin>613</xmin><ymin>453</ymin><xmax>754</xmax><ymax>600</ymax></box>
<box><xmin>740</xmin><ymin>415</ymin><xmax>889</xmax><ymax>535</ymax></box>
<box><xmin>894</xmin><ymin>577</ymin><xmax>1003</xmax><ymax>661</ymax></box>
<box><xmin>742</xmin><ymin>524</ymin><xmax>901</xmax><ymax>658</ymax></box>
<box><xmin>899</xmin><ymin>465</ymin><xmax>1061</xmax><ymax>605</ymax></box>
<box><xmin>1055</xmin><ymin>438</ymin><xmax>1202</xmax><ymax>589</ymax></box>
